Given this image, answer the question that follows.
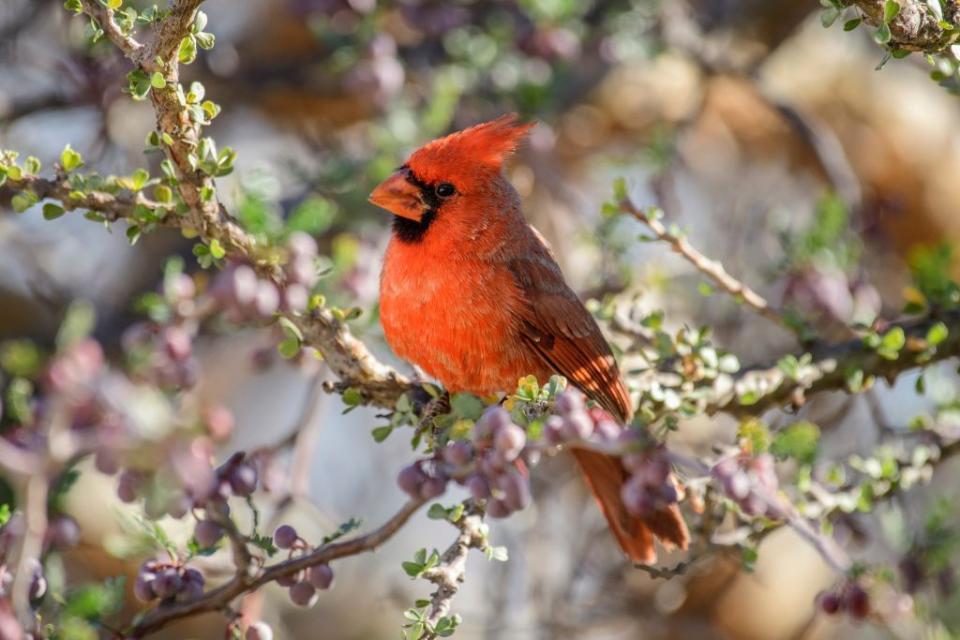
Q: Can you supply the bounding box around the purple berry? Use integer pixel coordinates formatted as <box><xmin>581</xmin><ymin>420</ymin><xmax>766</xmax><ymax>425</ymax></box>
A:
<box><xmin>116</xmin><ymin>469</ymin><xmax>143</xmax><ymax>503</ymax></box>
<box><xmin>397</xmin><ymin>464</ymin><xmax>425</xmax><ymax>498</ymax></box>
<box><xmin>494</xmin><ymin>423</ymin><xmax>526</xmax><ymax>461</ymax></box>
<box><xmin>486</xmin><ymin>499</ymin><xmax>511</xmax><ymax>519</ymax></box>
<box><xmin>94</xmin><ymin>450</ymin><xmax>119</xmax><ymax>475</ymax></box>
<box><xmin>274</xmin><ymin>524</ymin><xmax>298</xmax><ymax>550</ymax></box>
<box><xmin>180</xmin><ymin>568</ymin><xmax>204</xmax><ymax>600</ymax></box>
<box><xmin>474</xmin><ymin>407</ymin><xmax>511</xmax><ymax>441</ymax></box>
<box><xmin>555</xmin><ymin>389</ymin><xmax>584</xmax><ymax>415</ymax></box>
<box><xmin>562</xmin><ymin>412</ymin><xmax>594</xmax><ymax>441</ymax></box>
<box><xmin>496</xmin><ymin>471</ymin><xmax>530</xmax><ymax>512</ymax></box>
<box><xmin>254</xmin><ymin>281</ymin><xmax>280</xmax><ymax>317</ymax></box>
<box><xmin>441</xmin><ymin>441</ymin><xmax>473</xmax><ymax>467</ymax></box>
<box><xmin>289</xmin><ymin>581</ymin><xmax>318</xmax><ymax>607</ymax></box>
<box><xmin>466</xmin><ymin>474</ymin><xmax>491</xmax><ymax>500</ymax></box>
<box><xmin>308</xmin><ymin>564</ymin><xmax>334</xmax><ymax>590</ymax></box>
<box><xmin>845</xmin><ymin>585</ymin><xmax>870</xmax><ymax>619</ymax></box>
<box><xmin>134</xmin><ymin>572</ymin><xmax>157</xmax><ymax>602</ymax></box>
<box><xmin>228</xmin><ymin>463</ymin><xmax>258</xmax><ymax>497</ymax></box>
<box><xmin>818</xmin><ymin>591</ymin><xmax>841</xmax><ymax>615</ymax></box>
<box><xmin>228</xmin><ymin>265</ymin><xmax>259</xmax><ymax>307</ymax></box>
<box><xmin>48</xmin><ymin>516</ymin><xmax>79</xmax><ymax>548</ymax></box>
<box><xmin>621</xmin><ymin>475</ymin><xmax>653</xmax><ymax>516</ymax></box>
<box><xmin>275</xmin><ymin>572</ymin><xmax>298</xmax><ymax>587</ymax></box>
<box><xmin>287</xmin><ymin>232</ymin><xmax>318</xmax><ymax>261</ymax></box>
<box><xmin>282</xmin><ymin>284</ymin><xmax>309</xmax><ymax>313</ymax></box>
<box><xmin>544</xmin><ymin>415</ymin><xmax>566</xmax><ymax>445</ymax></box>
<box><xmin>152</xmin><ymin>568</ymin><xmax>182</xmax><ymax>600</ymax></box>
<box><xmin>194</xmin><ymin>520</ymin><xmax>223</xmax><ymax>548</ymax></box>
<box><xmin>419</xmin><ymin>476</ymin><xmax>447</xmax><ymax>500</ymax></box>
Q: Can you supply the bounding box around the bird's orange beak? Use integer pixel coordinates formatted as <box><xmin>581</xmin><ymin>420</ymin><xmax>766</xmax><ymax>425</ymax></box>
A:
<box><xmin>368</xmin><ymin>170</ymin><xmax>425</xmax><ymax>222</ymax></box>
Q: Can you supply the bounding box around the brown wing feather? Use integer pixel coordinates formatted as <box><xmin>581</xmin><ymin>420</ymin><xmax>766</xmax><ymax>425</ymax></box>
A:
<box><xmin>507</xmin><ymin>238</ymin><xmax>631</xmax><ymax>422</ymax></box>
<box><xmin>506</xmin><ymin>227</ymin><xmax>689</xmax><ymax>563</ymax></box>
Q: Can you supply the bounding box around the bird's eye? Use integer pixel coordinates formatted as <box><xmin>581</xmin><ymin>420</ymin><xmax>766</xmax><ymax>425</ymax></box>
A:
<box><xmin>435</xmin><ymin>183</ymin><xmax>456</xmax><ymax>198</ymax></box>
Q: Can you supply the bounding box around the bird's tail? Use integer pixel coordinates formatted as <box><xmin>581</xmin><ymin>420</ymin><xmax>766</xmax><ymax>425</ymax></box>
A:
<box><xmin>572</xmin><ymin>448</ymin><xmax>689</xmax><ymax>564</ymax></box>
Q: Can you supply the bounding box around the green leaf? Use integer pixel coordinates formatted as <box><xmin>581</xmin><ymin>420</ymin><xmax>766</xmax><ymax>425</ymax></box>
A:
<box><xmin>42</xmin><ymin>203</ymin><xmax>65</xmax><ymax>220</ymax></box>
<box><xmin>126</xmin><ymin>225</ymin><xmax>142</xmax><ymax>245</ymax></box>
<box><xmin>56</xmin><ymin>301</ymin><xmax>95</xmax><ymax>350</ymax></box>
<box><xmin>24</xmin><ymin>156</ymin><xmax>41</xmax><ymax>175</ymax></box>
<box><xmin>154</xmin><ymin>184</ymin><xmax>173</xmax><ymax>203</ymax></box>
<box><xmin>612</xmin><ymin>176</ymin><xmax>628</xmax><ymax>202</ymax></box>
<box><xmin>60</xmin><ymin>145</ymin><xmax>84</xmax><ymax>172</ymax></box>
<box><xmin>178</xmin><ymin>35</ymin><xmax>198</xmax><ymax>64</ymax></box>
<box><xmin>843</xmin><ymin>17</ymin><xmax>862</xmax><ymax>31</ymax></box>
<box><xmin>737</xmin><ymin>418</ymin><xmax>770</xmax><ymax>453</ymax></box>
<box><xmin>194</xmin><ymin>32</ymin><xmax>215</xmax><ymax>49</ymax></box>
<box><xmin>107</xmin><ymin>0</ymin><xmax>122</xmax><ymax>8</ymax></box>
<box><xmin>875</xmin><ymin>22</ymin><xmax>892</xmax><ymax>44</ymax></box>
<box><xmin>208</xmin><ymin>238</ymin><xmax>225</xmax><ymax>259</ymax></box>
<box><xmin>371</xmin><ymin>425</ymin><xmax>393</xmax><ymax>443</ymax></box>
<box><xmin>342</xmin><ymin>387</ymin><xmax>363</xmax><ymax>407</ymax></box>
<box><xmin>427</xmin><ymin>504</ymin><xmax>448</xmax><ymax>520</ymax></box>
<box><xmin>821</xmin><ymin>6</ymin><xmax>840</xmax><ymax>28</ymax></box>
<box><xmin>927</xmin><ymin>321</ymin><xmax>949</xmax><ymax>346</ymax></box>
<box><xmin>277</xmin><ymin>337</ymin><xmax>300</xmax><ymax>359</ymax></box>
<box><xmin>883</xmin><ymin>0</ymin><xmax>900</xmax><ymax>23</ymax></box>
<box><xmin>150</xmin><ymin>72</ymin><xmax>166</xmax><ymax>89</ymax></box>
<box><xmin>771</xmin><ymin>421</ymin><xmax>820</xmax><ymax>464</ymax></box>
<box><xmin>450</xmin><ymin>393</ymin><xmax>484</xmax><ymax>421</ymax></box>
<box><xmin>126</xmin><ymin>69</ymin><xmax>152</xmax><ymax>100</ymax></box>
<box><xmin>402</xmin><ymin>561</ymin><xmax>424</xmax><ymax>578</ymax></box>
<box><xmin>11</xmin><ymin>191</ymin><xmax>38</xmax><ymax>213</ymax></box>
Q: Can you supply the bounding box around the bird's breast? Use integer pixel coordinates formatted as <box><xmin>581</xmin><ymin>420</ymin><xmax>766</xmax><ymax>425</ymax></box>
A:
<box><xmin>379</xmin><ymin>240</ymin><xmax>547</xmax><ymax>395</ymax></box>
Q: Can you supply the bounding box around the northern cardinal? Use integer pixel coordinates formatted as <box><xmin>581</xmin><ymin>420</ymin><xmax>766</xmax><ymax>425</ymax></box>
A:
<box><xmin>369</xmin><ymin>115</ymin><xmax>688</xmax><ymax>563</ymax></box>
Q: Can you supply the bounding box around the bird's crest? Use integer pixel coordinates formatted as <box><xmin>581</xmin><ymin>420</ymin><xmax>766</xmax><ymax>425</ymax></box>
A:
<box><xmin>407</xmin><ymin>115</ymin><xmax>534</xmax><ymax>183</ymax></box>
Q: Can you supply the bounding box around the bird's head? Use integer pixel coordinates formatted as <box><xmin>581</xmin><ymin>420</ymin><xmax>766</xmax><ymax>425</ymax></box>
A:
<box><xmin>368</xmin><ymin>114</ymin><xmax>534</xmax><ymax>242</ymax></box>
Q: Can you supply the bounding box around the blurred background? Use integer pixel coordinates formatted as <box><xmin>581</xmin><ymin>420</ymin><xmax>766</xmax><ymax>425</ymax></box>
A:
<box><xmin>2</xmin><ymin>0</ymin><xmax>960</xmax><ymax>638</ymax></box>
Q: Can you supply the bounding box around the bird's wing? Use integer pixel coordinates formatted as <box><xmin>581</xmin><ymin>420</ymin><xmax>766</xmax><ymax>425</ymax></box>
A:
<box><xmin>506</xmin><ymin>228</ymin><xmax>632</xmax><ymax>422</ymax></box>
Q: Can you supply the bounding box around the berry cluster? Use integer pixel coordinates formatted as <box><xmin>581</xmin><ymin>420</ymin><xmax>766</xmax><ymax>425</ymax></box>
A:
<box><xmin>396</xmin><ymin>406</ymin><xmax>534</xmax><ymax>519</ymax></box>
<box><xmin>271</xmin><ymin>524</ymin><xmax>335</xmax><ymax>607</ymax></box>
<box><xmin>817</xmin><ymin>582</ymin><xmax>871</xmax><ymax>619</ymax></box>
<box><xmin>134</xmin><ymin>558</ymin><xmax>205</xmax><ymax>603</ymax></box>
<box><xmin>548</xmin><ymin>389</ymin><xmax>681</xmax><ymax>517</ymax></box>
<box><xmin>711</xmin><ymin>453</ymin><xmax>784</xmax><ymax>519</ymax></box>
<box><xmin>211</xmin><ymin>232</ymin><xmax>319</xmax><ymax>321</ymax></box>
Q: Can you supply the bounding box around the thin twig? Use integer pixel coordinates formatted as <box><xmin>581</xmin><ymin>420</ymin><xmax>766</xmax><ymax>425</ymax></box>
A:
<box><xmin>422</xmin><ymin>502</ymin><xmax>486</xmax><ymax>636</ymax></box>
<box><xmin>77</xmin><ymin>0</ymin><xmax>145</xmax><ymax>59</ymax></box>
<box><xmin>620</xmin><ymin>197</ymin><xmax>790</xmax><ymax>332</ymax></box>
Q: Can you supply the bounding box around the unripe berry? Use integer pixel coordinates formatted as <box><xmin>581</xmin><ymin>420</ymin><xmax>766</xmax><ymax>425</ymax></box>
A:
<box><xmin>273</xmin><ymin>524</ymin><xmax>299</xmax><ymax>550</ymax></box>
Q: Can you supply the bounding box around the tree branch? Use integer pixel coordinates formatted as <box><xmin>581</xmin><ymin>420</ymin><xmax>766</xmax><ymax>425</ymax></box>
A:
<box><xmin>842</xmin><ymin>0</ymin><xmax>960</xmax><ymax>52</ymax></box>
<box><xmin>128</xmin><ymin>497</ymin><xmax>426</xmax><ymax>637</ymax></box>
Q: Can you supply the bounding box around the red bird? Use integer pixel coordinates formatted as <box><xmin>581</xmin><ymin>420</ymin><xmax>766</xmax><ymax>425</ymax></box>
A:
<box><xmin>370</xmin><ymin>115</ymin><xmax>688</xmax><ymax>563</ymax></box>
